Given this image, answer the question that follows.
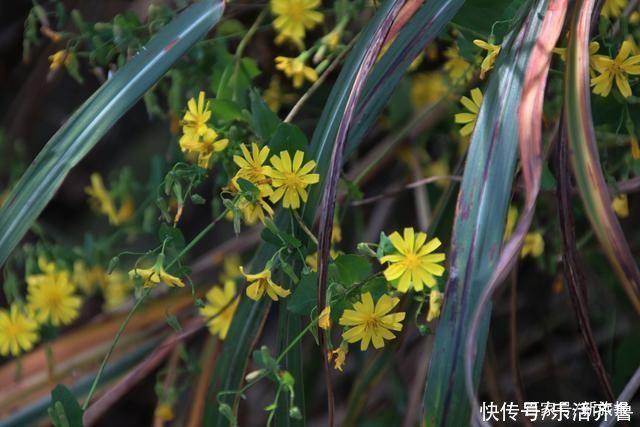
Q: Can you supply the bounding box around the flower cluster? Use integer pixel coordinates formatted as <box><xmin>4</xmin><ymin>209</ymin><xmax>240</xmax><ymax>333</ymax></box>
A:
<box><xmin>271</xmin><ymin>0</ymin><xmax>323</xmax><ymax>49</ymax></box>
<box><xmin>230</xmin><ymin>143</ymin><xmax>320</xmax><ymax>225</ymax></box>
<box><xmin>179</xmin><ymin>91</ymin><xmax>229</xmax><ymax>168</ymax></box>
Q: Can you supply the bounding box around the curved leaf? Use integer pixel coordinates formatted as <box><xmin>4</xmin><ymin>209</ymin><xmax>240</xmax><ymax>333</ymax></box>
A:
<box><xmin>0</xmin><ymin>0</ymin><xmax>225</xmax><ymax>268</ymax></box>
<box><xmin>564</xmin><ymin>0</ymin><xmax>640</xmax><ymax>314</ymax></box>
<box><xmin>423</xmin><ymin>1</ymin><xmax>551</xmax><ymax>425</ymax></box>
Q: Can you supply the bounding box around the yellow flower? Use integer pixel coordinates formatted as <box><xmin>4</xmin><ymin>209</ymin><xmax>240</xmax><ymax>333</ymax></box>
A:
<box><xmin>181</xmin><ymin>91</ymin><xmax>211</xmax><ymax>137</ymax></box>
<box><xmin>275</xmin><ymin>56</ymin><xmax>318</xmax><ymax>89</ymax></box>
<box><xmin>426</xmin><ymin>289</ymin><xmax>443</xmax><ymax>322</ymax></box>
<box><xmin>154</xmin><ymin>402</ymin><xmax>174</xmax><ymax>422</ymax></box>
<box><xmin>128</xmin><ymin>258</ymin><xmax>185</xmax><ymax>289</ymax></box>
<box><xmin>631</xmin><ymin>137</ymin><xmax>640</xmax><ymax>159</ymax></box>
<box><xmin>49</xmin><ymin>50</ymin><xmax>73</xmax><ymax>71</ymax></box>
<box><xmin>220</xmin><ymin>256</ymin><xmax>242</xmax><ymax>283</ymax></box>
<box><xmin>0</xmin><ymin>305</ymin><xmax>39</xmax><ymax>357</ymax></box>
<box><xmin>85</xmin><ymin>174</ymin><xmax>119</xmax><ymax>225</ymax></box>
<box><xmin>454</xmin><ymin>88</ymin><xmax>483</xmax><ymax>137</ymax></box>
<box><xmin>601</xmin><ymin>0</ymin><xmax>627</xmax><ymax>18</ymax></box>
<box><xmin>318</xmin><ymin>306</ymin><xmax>331</xmax><ymax>330</ymax></box>
<box><xmin>329</xmin><ymin>342</ymin><xmax>348</xmax><ymax>371</ymax></box>
<box><xmin>331</xmin><ymin>223</ymin><xmax>342</xmax><ymax>243</ymax></box>
<box><xmin>240</xmin><ymin>266</ymin><xmax>291</xmax><ymax>301</ymax></box>
<box><xmin>411</xmin><ymin>72</ymin><xmax>447</xmax><ymax>109</ymax></box>
<box><xmin>73</xmin><ymin>260</ymin><xmax>108</xmax><ymax>295</ymax></box>
<box><xmin>27</xmin><ymin>264</ymin><xmax>82</xmax><ymax>327</ymax></box>
<box><xmin>179</xmin><ymin>126</ymin><xmax>229</xmax><ymax>168</ymax></box>
<box><xmin>425</xmin><ymin>160</ymin><xmax>450</xmax><ymax>189</ymax></box>
<box><xmin>443</xmin><ymin>45</ymin><xmax>473</xmax><ymax>84</ymax></box>
<box><xmin>269</xmin><ymin>150</ymin><xmax>320</xmax><ymax>209</ymax></box>
<box><xmin>473</xmin><ymin>39</ymin><xmax>501</xmax><ymax>79</ymax></box>
<box><xmin>591</xmin><ymin>41</ymin><xmax>640</xmax><ymax>98</ymax></box>
<box><xmin>503</xmin><ymin>205</ymin><xmax>518</xmax><ymax>241</ymax></box>
<box><xmin>612</xmin><ymin>194</ymin><xmax>629</xmax><ymax>218</ymax></box>
<box><xmin>521</xmin><ymin>232</ymin><xmax>544</xmax><ymax>258</ymax></box>
<box><xmin>263</xmin><ymin>77</ymin><xmax>296</xmax><ymax>112</ymax></box>
<box><xmin>233</xmin><ymin>143</ymin><xmax>273</xmax><ymax>184</ymax></box>
<box><xmin>271</xmin><ymin>0</ymin><xmax>323</xmax><ymax>48</ymax></box>
<box><xmin>380</xmin><ymin>227</ymin><xmax>446</xmax><ymax>292</ymax></box>
<box><xmin>103</xmin><ymin>271</ymin><xmax>134</xmax><ymax>310</ymax></box>
<box><xmin>339</xmin><ymin>292</ymin><xmax>405</xmax><ymax>351</ymax></box>
<box><xmin>200</xmin><ymin>281</ymin><xmax>239</xmax><ymax>340</ymax></box>
<box><xmin>238</xmin><ymin>189</ymin><xmax>275</xmax><ymax>225</ymax></box>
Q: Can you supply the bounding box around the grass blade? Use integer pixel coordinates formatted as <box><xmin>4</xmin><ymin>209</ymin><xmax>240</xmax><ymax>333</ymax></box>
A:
<box><xmin>0</xmin><ymin>0</ymin><xmax>225</xmax><ymax>268</ymax></box>
<box><xmin>423</xmin><ymin>1</ymin><xmax>550</xmax><ymax>425</ymax></box>
<box><xmin>564</xmin><ymin>0</ymin><xmax>640</xmax><ymax>313</ymax></box>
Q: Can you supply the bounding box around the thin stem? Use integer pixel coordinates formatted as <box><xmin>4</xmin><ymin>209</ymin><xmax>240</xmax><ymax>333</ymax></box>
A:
<box><xmin>83</xmin><ymin>204</ymin><xmax>233</xmax><ymax>410</ymax></box>
<box><xmin>233</xmin><ymin>8</ymin><xmax>268</xmax><ymax>101</ymax></box>
<box><xmin>276</xmin><ymin>317</ymin><xmax>318</xmax><ymax>364</ymax></box>
<box><xmin>292</xmin><ymin>210</ymin><xmax>318</xmax><ymax>246</ymax></box>
<box><xmin>82</xmin><ymin>288</ymin><xmax>150</xmax><ymax>410</ymax></box>
<box><xmin>285</xmin><ymin>36</ymin><xmax>357</xmax><ymax>123</ymax></box>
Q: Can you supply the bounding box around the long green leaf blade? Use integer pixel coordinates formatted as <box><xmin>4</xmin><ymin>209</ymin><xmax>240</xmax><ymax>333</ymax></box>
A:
<box><xmin>0</xmin><ymin>0</ymin><xmax>224</xmax><ymax>268</ymax></box>
<box><xmin>564</xmin><ymin>0</ymin><xmax>640</xmax><ymax>314</ymax></box>
<box><xmin>423</xmin><ymin>1</ymin><xmax>549</xmax><ymax>425</ymax></box>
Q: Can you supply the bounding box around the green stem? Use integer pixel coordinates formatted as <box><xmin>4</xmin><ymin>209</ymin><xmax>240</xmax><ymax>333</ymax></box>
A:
<box><xmin>233</xmin><ymin>8</ymin><xmax>268</xmax><ymax>101</ymax></box>
<box><xmin>83</xmin><ymin>204</ymin><xmax>233</xmax><ymax>410</ymax></box>
<box><xmin>82</xmin><ymin>287</ymin><xmax>150</xmax><ymax>410</ymax></box>
<box><xmin>276</xmin><ymin>316</ymin><xmax>318</xmax><ymax>364</ymax></box>
<box><xmin>292</xmin><ymin>210</ymin><xmax>318</xmax><ymax>246</ymax></box>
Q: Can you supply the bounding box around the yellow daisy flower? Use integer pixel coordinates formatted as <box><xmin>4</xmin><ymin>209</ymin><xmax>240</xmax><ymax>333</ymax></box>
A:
<box><xmin>275</xmin><ymin>56</ymin><xmax>319</xmax><ymax>89</ymax></box>
<box><xmin>85</xmin><ymin>173</ymin><xmax>119</xmax><ymax>225</ymax></box>
<box><xmin>591</xmin><ymin>41</ymin><xmax>640</xmax><ymax>98</ymax></box>
<box><xmin>263</xmin><ymin>77</ymin><xmax>296</xmax><ymax>112</ymax></box>
<box><xmin>128</xmin><ymin>258</ymin><xmax>185</xmax><ymax>289</ymax></box>
<box><xmin>0</xmin><ymin>305</ymin><xmax>39</xmax><ymax>357</ymax></box>
<box><xmin>271</xmin><ymin>0</ymin><xmax>323</xmax><ymax>48</ymax></box>
<box><xmin>237</xmin><ymin>185</ymin><xmax>275</xmax><ymax>225</ymax></box>
<box><xmin>179</xmin><ymin>126</ymin><xmax>229</xmax><ymax>169</ymax></box>
<box><xmin>233</xmin><ymin>143</ymin><xmax>272</xmax><ymax>184</ymax></box>
<box><xmin>443</xmin><ymin>45</ymin><xmax>473</xmax><ymax>84</ymax></box>
<box><xmin>426</xmin><ymin>289</ymin><xmax>443</xmax><ymax>322</ymax></box>
<box><xmin>103</xmin><ymin>271</ymin><xmax>134</xmax><ymax>311</ymax></box>
<box><xmin>411</xmin><ymin>72</ymin><xmax>447</xmax><ymax>109</ymax></box>
<box><xmin>199</xmin><ymin>281</ymin><xmax>239</xmax><ymax>340</ymax></box>
<box><xmin>521</xmin><ymin>232</ymin><xmax>544</xmax><ymax>258</ymax></box>
<box><xmin>380</xmin><ymin>227</ymin><xmax>446</xmax><ymax>292</ymax></box>
<box><xmin>269</xmin><ymin>150</ymin><xmax>320</xmax><ymax>209</ymax></box>
<box><xmin>339</xmin><ymin>292</ymin><xmax>405</xmax><ymax>351</ymax></box>
<box><xmin>27</xmin><ymin>265</ymin><xmax>82</xmax><ymax>327</ymax></box>
<box><xmin>612</xmin><ymin>194</ymin><xmax>629</xmax><ymax>218</ymax></box>
<box><xmin>240</xmin><ymin>266</ymin><xmax>291</xmax><ymax>301</ymax></box>
<box><xmin>181</xmin><ymin>91</ymin><xmax>211</xmax><ymax>137</ymax></box>
<box><xmin>454</xmin><ymin>88</ymin><xmax>483</xmax><ymax>137</ymax></box>
<box><xmin>601</xmin><ymin>0</ymin><xmax>627</xmax><ymax>18</ymax></box>
<box><xmin>473</xmin><ymin>39</ymin><xmax>501</xmax><ymax>79</ymax></box>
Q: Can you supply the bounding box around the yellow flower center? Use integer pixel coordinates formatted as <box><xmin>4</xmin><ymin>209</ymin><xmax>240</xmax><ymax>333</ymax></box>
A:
<box><xmin>6</xmin><ymin>320</ymin><xmax>24</xmax><ymax>338</ymax></box>
<box><xmin>45</xmin><ymin>287</ymin><xmax>64</xmax><ymax>309</ymax></box>
<box><xmin>402</xmin><ymin>252</ymin><xmax>421</xmax><ymax>270</ymax></box>
<box><xmin>283</xmin><ymin>171</ymin><xmax>303</xmax><ymax>189</ymax></box>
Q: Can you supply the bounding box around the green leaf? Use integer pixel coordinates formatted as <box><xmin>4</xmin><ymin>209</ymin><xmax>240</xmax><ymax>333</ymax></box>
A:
<box><xmin>268</xmin><ymin>123</ymin><xmax>308</xmax><ymax>157</ymax></box>
<box><xmin>236</xmin><ymin>177</ymin><xmax>260</xmax><ymax>198</ymax></box>
<box><xmin>250</xmin><ymin>89</ymin><xmax>281</xmax><ymax>141</ymax></box>
<box><xmin>287</xmin><ymin>272</ymin><xmax>317</xmax><ymax>315</ymax></box>
<box><xmin>210</xmin><ymin>99</ymin><xmax>247</xmax><ymax>123</ymax></box>
<box><xmin>48</xmin><ymin>385</ymin><xmax>83</xmax><ymax>427</ymax></box>
<box><xmin>334</xmin><ymin>254</ymin><xmax>371</xmax><ymax>285</ymax></box>
<box><xmin>423</xmin><ymin>2</ymin><xmax>549</xmax><ymax>425</ymax></box>
<box><xmin>0</xmin><ymin>0</ymin><xmax>225</xmax><ymax>268</ymax></box>
<box><xmin>158</xmin><ymin>223</ymin><xmax>185</xmax><ymax>252</ymax></box>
